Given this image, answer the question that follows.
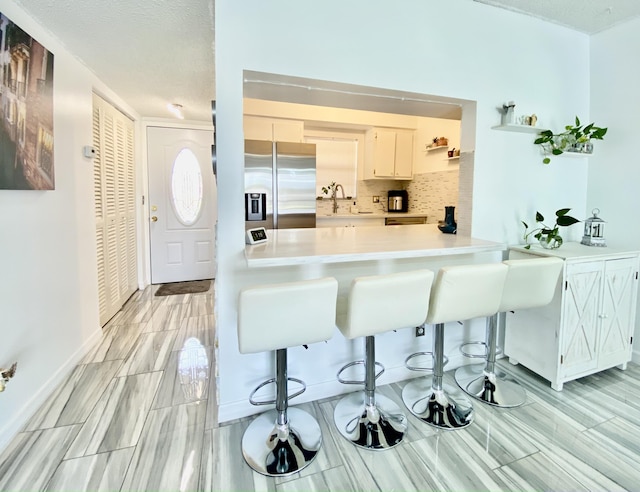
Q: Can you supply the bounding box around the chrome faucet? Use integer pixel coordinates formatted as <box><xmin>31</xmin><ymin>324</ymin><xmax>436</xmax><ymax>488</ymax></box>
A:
<box><xmin>332</xmin><ymin>184</ymin><xmax>345</xmax><ymax>213</ymax></box>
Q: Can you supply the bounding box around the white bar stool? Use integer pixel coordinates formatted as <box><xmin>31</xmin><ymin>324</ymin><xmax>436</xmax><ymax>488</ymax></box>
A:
<box><xmin>334</xmin><ymin>269</ymin><xmax>434</xmax><ymax>449</ymax></box>
<box><xmin>402</xmin><ymin>263</ymin><xmax>508</xmax><ymax>430</ymax></box>
<box><xmin>455</xmin><ymin>257</ymin><xmax>563</xmax><ymax>407</ymax></box>
<box><xmin>237</xmin><ymin>277</ymin><xmax>338</xmax><ymax>476</ymax></box>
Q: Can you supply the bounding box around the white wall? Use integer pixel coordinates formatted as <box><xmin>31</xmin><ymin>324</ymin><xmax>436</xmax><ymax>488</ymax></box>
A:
<box><xmin>0</xmin><ymin>2</ymin><xmax>139</xmax><ymax>451</ymax></box>
<box><xmin>215</xmin><ymin>0</ymin><xmax>592</xmax><ymax>420</ymax></box>
<box><xmin>590</xmin><ymin>18</ymin><xmax>640</xmax><ymax>360</ymax></box>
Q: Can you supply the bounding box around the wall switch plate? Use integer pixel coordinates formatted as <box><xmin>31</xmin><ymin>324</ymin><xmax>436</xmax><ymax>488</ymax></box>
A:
<box><xmin>415</xmin><ymin>326</ymin><xmax>425</xmax><ymax>337</ymax></box>
<box><xmin>372</xmin><ymin>196</ymin><xmax>380</xmax><ymax>203</ymax></box>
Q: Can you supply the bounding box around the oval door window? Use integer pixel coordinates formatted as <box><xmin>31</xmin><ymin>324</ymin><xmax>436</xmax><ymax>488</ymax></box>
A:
<box><xmin>171</xmin><ymin>148</ymin><xmax>203</xmax><ymax>225</ymax></box>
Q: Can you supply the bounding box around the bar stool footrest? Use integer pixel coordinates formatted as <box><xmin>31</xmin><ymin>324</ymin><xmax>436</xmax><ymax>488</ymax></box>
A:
<box><xmin>336</xmin><ymin>360</ymin><xmax>385</xmax><ymax>385</ymax></box>
<box><xmin>249</xmin><ymin>377</ymin><xmax>306</xmax><ymax>406</ymax></box>
<box><xmin>405</xmin><ymin>352</ymin><xmax>449</xmax><ymax>372</ymax></box>
<box><xmin>460</xmin><ymin>341</ymin><xmax>502</xmax><ymax>359</ymax></box>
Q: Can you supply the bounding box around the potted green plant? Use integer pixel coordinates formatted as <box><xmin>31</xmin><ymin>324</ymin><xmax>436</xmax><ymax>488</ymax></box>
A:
<box><xmin>522</xmin><ymin>208</ymin><xmax>581</xmax><ymax>249</ymax></box>
<box><xmin>321</xmin><ymin>181</ymin><xmax>337</xmax><ymax>197</ymax></box>
<box><xmin>534</xmin><ymin>117</ymin><xmax>607</xmax><ymax>164</ymax></box>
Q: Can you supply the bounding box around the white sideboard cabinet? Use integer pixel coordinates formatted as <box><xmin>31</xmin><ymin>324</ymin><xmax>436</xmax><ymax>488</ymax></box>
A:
<box><xmin>506</xmin><ymin>243</ymin><xmax>640</xmax><ymax>391</ymax></box>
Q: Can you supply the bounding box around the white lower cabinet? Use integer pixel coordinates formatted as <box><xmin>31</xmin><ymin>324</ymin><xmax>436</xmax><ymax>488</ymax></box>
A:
<box><xmin>505</xmin><ymin>244</ymin><xmax>639</xmax><ymax>391</ymax></box>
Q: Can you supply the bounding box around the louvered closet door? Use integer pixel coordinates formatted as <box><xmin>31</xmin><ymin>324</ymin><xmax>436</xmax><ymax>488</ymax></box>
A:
<box><xmin>93</xmin><ymin>94</ymin><xmax>137</xmax><ymax>326</ymax></box>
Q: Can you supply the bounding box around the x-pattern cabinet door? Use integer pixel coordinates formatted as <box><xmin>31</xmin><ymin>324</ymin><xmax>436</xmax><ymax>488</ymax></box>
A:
<box><xmin>561</xmin><ymin>261</ymin><xmax>602</xmax><ymax>378</ymax></box>
<box><xmin>599</xmin><ymin>258</ymin><xmax>637</xmax><ymax>368</ymax></box>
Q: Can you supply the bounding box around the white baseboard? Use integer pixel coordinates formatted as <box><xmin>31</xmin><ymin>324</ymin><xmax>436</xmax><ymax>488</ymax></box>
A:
<box><xmin>0</xmin><ymin>329</ymin><xmax>103</xmax><ymax>454</ymax></box>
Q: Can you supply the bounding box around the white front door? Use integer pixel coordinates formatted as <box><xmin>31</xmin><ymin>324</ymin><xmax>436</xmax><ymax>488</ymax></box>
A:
<box><xmin>147</xmin><ymin>127</ymin><xmax>216</xmax><ymax>284</ymax></box>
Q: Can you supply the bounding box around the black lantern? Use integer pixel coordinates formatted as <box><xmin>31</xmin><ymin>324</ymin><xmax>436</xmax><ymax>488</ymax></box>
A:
<box><xmin>581</xmin><ymin>208</ymin><xmax>606</xmax><ymax>247</ymax></box>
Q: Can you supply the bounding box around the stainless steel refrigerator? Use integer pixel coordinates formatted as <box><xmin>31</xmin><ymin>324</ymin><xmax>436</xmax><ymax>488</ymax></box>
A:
<box><xmin>244</xmin><ymin>140</ymin><xmax>316</xmax><ymax>229</ymax></box>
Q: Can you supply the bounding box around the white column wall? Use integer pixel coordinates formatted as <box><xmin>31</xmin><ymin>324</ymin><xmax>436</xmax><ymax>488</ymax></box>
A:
<box><xmin>590</xmin><ymin>18</ymin><xmax>640</xmax><ymax>361</ymax></box>
<box><xmin>215</xmin><ymin>0</ymin><xmax>592</xmax><ymax>421</ymax></box>
<box><xmin>0</xmin><ymin>2</ymin><xmax>139</xmax><ymax>451</ymax></box>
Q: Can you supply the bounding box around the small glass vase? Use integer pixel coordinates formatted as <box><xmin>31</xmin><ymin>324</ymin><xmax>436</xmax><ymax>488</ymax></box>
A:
<box><xmin>539</xmin><ymin>235</ymin><xmax>562</xmax><ymax>249</ymax></box>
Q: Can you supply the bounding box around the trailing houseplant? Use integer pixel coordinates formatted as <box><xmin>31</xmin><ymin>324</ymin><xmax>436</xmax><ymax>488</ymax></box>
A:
<box><xmin>534</xmin><ymin>117</ymin><xmax>607</xmax><ymax>164</ymax></box>
<box><xmin>522</xmin><ymin>208</ymin><xmax>581</xmax><ymax>249</ymax></box>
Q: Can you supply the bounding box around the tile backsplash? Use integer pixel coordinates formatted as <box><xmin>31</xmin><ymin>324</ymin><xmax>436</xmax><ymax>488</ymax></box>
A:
<box><xmin>406</xmin><ymin>170</ymin><xmax>459</xmax><ymax>223</ymax></box>
<box><xmin>316</xmin><ymin>171</ymin><xmax>459</xmax><ymax>222</ymax></box>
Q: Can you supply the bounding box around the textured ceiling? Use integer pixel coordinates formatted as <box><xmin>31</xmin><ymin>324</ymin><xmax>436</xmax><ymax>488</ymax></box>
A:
<box><xmin>14</xmin><ymin>0</ymin><xmax>215</xmax><ymax>122</ymax></box>
<box><xmin>473</xmin><ymin>0</ymin><xmax>640</xmax><ymax>34</ymax></box>
<box><xmin>9</xmin><ymin>1</ymin><xmax>640</xmax><ymax>123</ymax></box>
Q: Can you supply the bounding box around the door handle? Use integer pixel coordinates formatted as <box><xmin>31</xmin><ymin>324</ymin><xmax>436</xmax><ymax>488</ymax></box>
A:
<box><xmin>151</xmin><ymin>216</ymin><xmax>158</xmax><ymax>222</ymax></box>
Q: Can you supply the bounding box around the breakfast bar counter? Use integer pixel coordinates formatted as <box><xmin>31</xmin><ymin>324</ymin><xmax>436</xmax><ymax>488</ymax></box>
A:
<box><xmin>245</xmin><ymin>224</ymin><xmax>505</xmax><ymax>268</ymax></box>
<box><xmin>222</xmin><ymin>224</ymin><xmax>506</xmax><ymax>424</ymax></box>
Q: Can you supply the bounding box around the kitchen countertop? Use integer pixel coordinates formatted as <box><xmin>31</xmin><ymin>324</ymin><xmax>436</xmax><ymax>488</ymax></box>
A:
<box><xmin>245</xmin><ymin>224</ymin><xmax>505</xmax><ymax>268</ymax></box>
<box><xmin>317</xmin><ymin>212</ymin><xmax>428</xmax><ymax>219</ymax></box>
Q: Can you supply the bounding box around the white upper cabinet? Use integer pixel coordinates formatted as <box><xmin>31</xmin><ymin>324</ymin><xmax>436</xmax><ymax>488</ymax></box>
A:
<box><xmin>244</xmin><ymin>116</ymin><xmax>304</xmax><ymax>142</ymax></box>
<box><xmin>394</xmin><ymin>131</ymin><xmax>414</xmax><ymax>178</ymax></box>
<box><xmin>364</xmin><ymin>128</ymin><xmax>414</xmax><ymax>179</ymax></box>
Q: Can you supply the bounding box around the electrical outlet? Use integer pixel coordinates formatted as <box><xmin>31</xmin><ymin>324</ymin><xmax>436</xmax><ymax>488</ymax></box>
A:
<box><xmin>415</xmin><ymin>326</ymin><xmax>425</xmax><ymax>337</ymax></box>
<box><xmin>372</xmin><ymin>196</ymin><xmax>380</xmax><ymax>203</ymax></box>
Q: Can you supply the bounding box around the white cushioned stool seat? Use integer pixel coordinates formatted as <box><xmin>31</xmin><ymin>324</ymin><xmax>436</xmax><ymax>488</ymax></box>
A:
<box><xmin>238</xmin><ymin>277</ymin><xmax>338</xmax><ymax>354</ymax></box>
<box><xmin>500</xmin><ymin>257</ymin><xmax>564</xmax><ymax>311</ymax></box>
<box><xmin>455</xmin><ymin>257</ymin><xmax>563</xmax><ymax>407</ymax></box>
<box><xmin>237</xmin><ymin>277</ymin><xmax>338</xmax><ymax>477</ymax></box>
<box><xmin>334</xmin><ymin>269</ymin><xmax>434</xmax><ymax>450</ymax></box>
<box><xmin>403</xmin><ymin>262</ymin><xmax>508</xmax><ymax>430</ymax></box>
<box><xmin>427</xmin><ymin>263</ymin><xmax>509</xmax><ymax>325</ymax></box>
<box><xmin>337</xmin><ymin>269</ymin><xmax>435</xmax><ymax>339</ymax></box>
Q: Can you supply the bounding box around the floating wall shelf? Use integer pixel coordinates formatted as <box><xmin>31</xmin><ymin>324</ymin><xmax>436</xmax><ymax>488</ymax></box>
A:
<box><xmin>558</xmin><ymin>150</ymin><xmax>593</xmax><ymax>158</ymax></box>
<box><xmin>426</xmin><ymin>145</ymin><xmax>448</xmax><ymax>151</ymax></box>
<box><xmin>491</xmin><ymin>124</ymin><xmax>547</xmax><ymax>134</ymax></box>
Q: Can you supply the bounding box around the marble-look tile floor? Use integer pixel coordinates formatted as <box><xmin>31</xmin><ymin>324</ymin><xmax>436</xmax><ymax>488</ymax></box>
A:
<box><xmin>2</xmin><ymin>283</ymin><xmax>640</xmax><ymax>491</ymax></box>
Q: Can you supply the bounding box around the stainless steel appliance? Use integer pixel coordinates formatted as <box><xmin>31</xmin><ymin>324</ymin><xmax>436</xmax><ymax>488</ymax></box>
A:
<box><xmin>244</xmin><ymin>140</ymin><xmax>316</xmax><ymax>229</ymax></box>
<box><xmin>387</xmin><ymin>190</ymin><xmax>408</xmax><ymax>212</ymax></box>
<box><xmin>385</xmin><ymin>216</ymin><xmax>426</xmax><ymax>226</ymax></box>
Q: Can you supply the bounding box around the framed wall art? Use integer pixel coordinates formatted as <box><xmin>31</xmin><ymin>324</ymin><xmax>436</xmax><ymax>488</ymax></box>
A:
<box><xmin>0</xmin><ymin>13</ymin><xmax>54</xmax><ymax>190</ymax></box>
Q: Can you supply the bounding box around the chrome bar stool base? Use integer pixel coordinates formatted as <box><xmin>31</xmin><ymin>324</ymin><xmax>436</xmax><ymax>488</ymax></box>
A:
<box><xmin>333</xmin><ymin>270</ymin><xmax>434</xmax><ymax>450</ymax></box>
<box><xmin>454</xmin><ymin>364</ymin><xmax>526</xmax><ymax>408</ymax></box>
<box><xmin>334</xmin><ymin>392</ymin><xmax>407</xmax><ymax>450</ymax></box>
<box><xmin>241</xmin><ymin>407</ymin><xmax>321</xmax><ymax>477</ymax></box>
<box><xmin>237</xmin><ymin>278</ymin><xmax>339</xmax><ymax>477</ymax></box>
<box><xmin>455</xmin><ymin>313</ymin><xmax>526</xmax><ymax>408</ymax></box>
<box><xmin>402</xmin><ymin>376</ymin><xmax>474</xmax><ymax>430</ymax></box>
